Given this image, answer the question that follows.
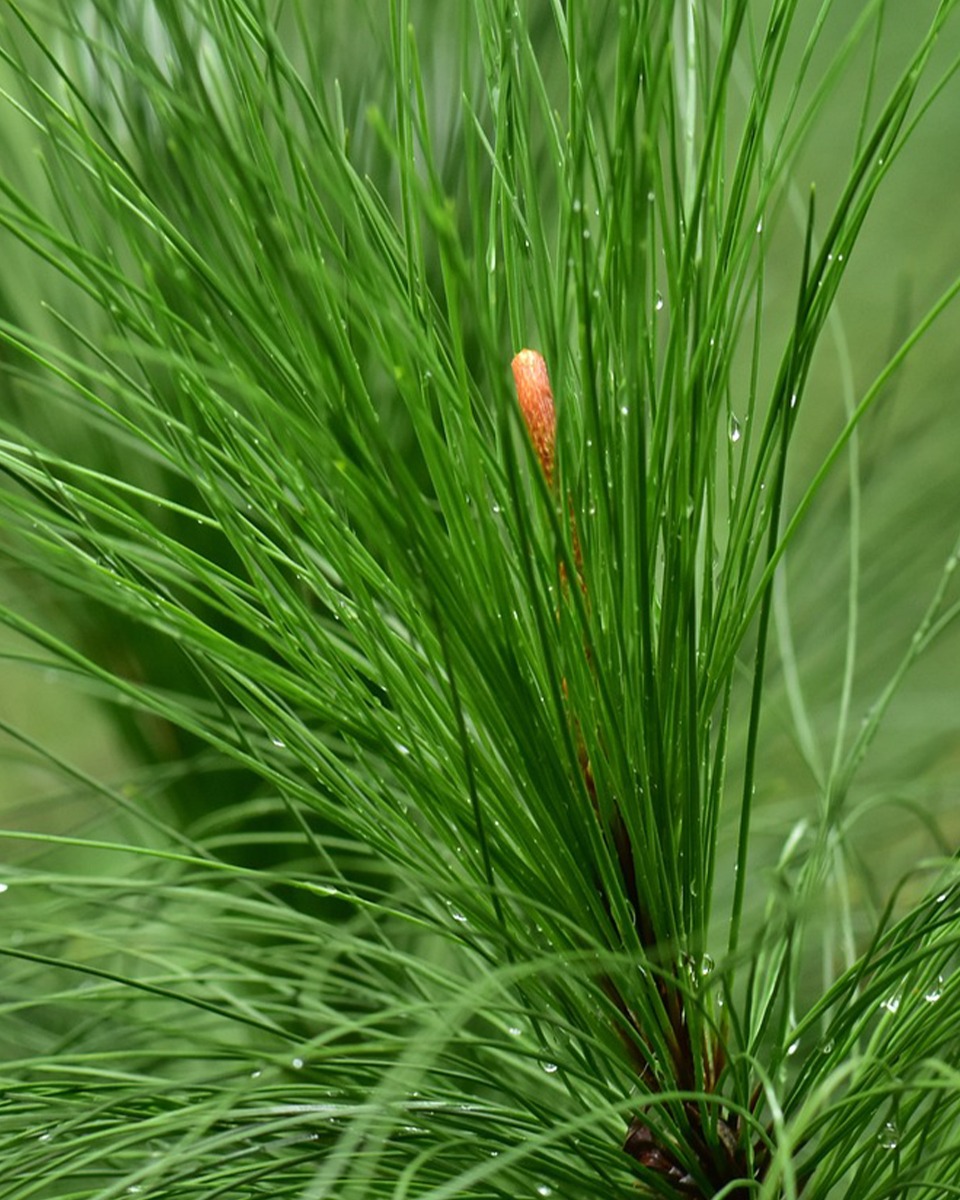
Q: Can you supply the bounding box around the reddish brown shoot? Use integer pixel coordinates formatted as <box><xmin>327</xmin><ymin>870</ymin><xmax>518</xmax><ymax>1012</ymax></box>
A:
<box><xmin>512</xmin><ymin>349</ymin><xmax>556</xmax><ymax>487</ymax></box>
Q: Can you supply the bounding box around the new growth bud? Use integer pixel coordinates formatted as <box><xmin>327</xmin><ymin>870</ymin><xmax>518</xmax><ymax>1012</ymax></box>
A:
<box><xmin>511</xmin><ymin>349</ymin><xmax>556</xmax><ymax>486</ymax></box>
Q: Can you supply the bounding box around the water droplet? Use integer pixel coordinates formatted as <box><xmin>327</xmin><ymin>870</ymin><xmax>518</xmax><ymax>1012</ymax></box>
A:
<box><xmin>700</xmin><ymin>954</ymin><xmax>715</xmax><ymax>977</ymax></box>
<box><xmin>292</xmin><ymin>1057</ymin><xmax>305</xmax><ymax>1070</ymax></box>
<box><xmin>492</xmin><ymin>503</ymin><xmax>501</xmax><ymax>514</ymax></box>
<box><xmin>620</xmin><ymin>405</ymin><xmax>629</xmax><ymax>416</ymax></box>
<box><xmin>756</xmin><ymin>216</ymin><xmax>764</xmax><ymax>233</ymax></box>
<box><xmin>878</xmin><ymin>1120</ymin><xmax>898</xmax><ymax>1150</ymax></box>
<box><xmin>536</xmin><ymin>1186</ymin><xmax>553</xmax><ymax>1197</ymax></box>
<box><xmin>126</xmin><ymin>1187</ymin><xmax>143</xmax><ymax>1195</ymax></box>
<box><xmin>270</xmin><ymin>736</ymin><xmax>286</xmax><ymax>748</ymax></box>
<box><xmin>451</xmin><ymin>909</ymin><xmax>468</xmax><ymax>923</ymax></box>
<box><xmin>572</xmin><ymin>198</ymin><xmax>582</xmax><ymax>213</ymax></box>
<box><xmin>822</xmin><ymin>1040</ymin><xmax>834</xmax><ymax>1054</ymax></box>
<box><xmin>789</xmin><ymin>393</ymin><xmax>798</xmax><ymax>408</ymax></box>
<box><xmin>396</xmin><ymin>744</ymin><xmax>411</xmax><ymax>756</ymax></box>
<box><xmin>925</xmin><ymin>975</ymin><xmax>944</xmax><ymax>1003</ymax></box>
<box><xmin>0</xmin><ymin>883</ymin><xmax>8</xmax><ymax>894</ymax></box>
<box><xmin>507</xmin><ymin>1026</ymin><xmax>523</xmax><ymax>1037</ymax></box>
<box><xmin>655</xmin><ymin>292</ymin><xmax>664</xmax><ymax>311</ymax></box>
<box><xmin>787</xmin><ymin>1038</ymin><xmax>800</xmax><ymax>1056</ymax></box>
<box><xmin>729</xmin><ymin>415</ymin><xmax>742</xmax><ymax>443</ymax></box>
<box><xmin>250</xmin><ymin>1068</ymin><xmax>262</xmax><ymax>1078</ymax></box>
<box><xmin>539</xmin><ymin>1060</ymin><xmax>559</xmax><ymax>1074</ymax></box>
<box><xmin>881</xmin><ymin>991</ymin><xmax>901</xmax><ymax>1014</ymax></box>
<box><xmin>936</xmin><ymin>891</ymin><xmax>949</xmax><ymax>903</ymax></box>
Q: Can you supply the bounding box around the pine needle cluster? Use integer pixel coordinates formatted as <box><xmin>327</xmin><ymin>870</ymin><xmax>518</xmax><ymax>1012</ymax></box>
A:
<box><xmin>0</xmin><ymin>2</ymin><xmax>959</xmax><ymax>1197</ymax></box>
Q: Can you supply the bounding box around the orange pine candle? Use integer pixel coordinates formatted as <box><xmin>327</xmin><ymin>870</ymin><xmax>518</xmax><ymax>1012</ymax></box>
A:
<box><xmin>511</xmin><ymin>347</ymin><xmax>585</xmax><ymax>595</ymax></box>
<box><xmin>511</xmin><ymin>349</ymin><xmax>556</xmax><ymax>486</ymax></box>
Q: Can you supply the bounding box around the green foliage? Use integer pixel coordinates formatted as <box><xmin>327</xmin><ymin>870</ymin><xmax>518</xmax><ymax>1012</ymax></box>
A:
<box><xmin>0</xmin><ymin>1</ymin><xmax>959</xmax><ymax>1197</ymax></box>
